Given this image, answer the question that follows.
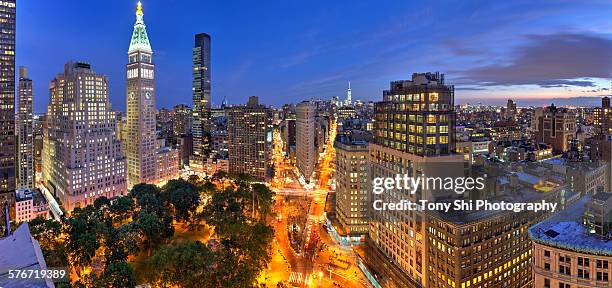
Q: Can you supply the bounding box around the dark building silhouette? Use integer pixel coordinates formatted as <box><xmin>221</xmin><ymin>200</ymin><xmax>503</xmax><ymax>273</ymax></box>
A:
<box><xmin>191</xmin><ymin>33</ymin><xmax>212</xmax><ymax>171</ymax></box>
<box><xmin>0</xmin><ymin>0</ymin><xmax>16</xmax><ymax>219</ymax></box>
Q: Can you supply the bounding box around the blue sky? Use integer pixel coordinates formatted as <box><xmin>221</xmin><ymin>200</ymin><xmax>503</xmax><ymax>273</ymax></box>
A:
<box><xmin>18</xmin><ymin>0</ymin><xmax>612</xmax><ymax>112</ymax></box>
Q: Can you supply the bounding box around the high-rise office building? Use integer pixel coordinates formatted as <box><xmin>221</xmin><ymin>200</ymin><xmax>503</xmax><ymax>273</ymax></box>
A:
<box><xmin>531</xmin><ymin>107</ymin><xmax>544</xmax><ymax>134</ymax></box>
<box><xmin>535</xmin><ymin>104</ymin><xmax>576</xmax><ymax>153</ymax></box>
<box><xmin>17</xmin><ymin>67</ymin><xmax>34</xmax><ymax>189</ymax></box>
<box><xmin>296</xmin><ymin>101</ymin><xmax>316</xmax><ymax>182</ymax></box>
<box><xmin>191</xmin><ymin>33</ymin><xmax>212</xmax><ymax>171</ymax></box>
<box><xmin>345</xmin><ymin>82</ymin><xmax>352</xmax><ymax>106</ymax></box>
<box><xmin>125</xmin><ymin>1</ymin><xmax>157</xmax><ymax>188</ymax></box>
<box><xmin>156</xmin><ymin>107</ymin><xmax>174</xmax><ymax>144</ymax></box>
<box><xmin>0</xmin><ymin>0</ymin><xmax>15</xmax><ymax>217</ymax></box>
<box><xmin>593</xmin><ymin>96</ymin><xmax>611</xmax><ymax>134</ymax></box>
<box><xmin>42</xmin><ymin>62</ymin><xmax>127</xmax><ymax>212</ymax></box>
<box><xmin>173</xmin><ymin>104</ymin><xmax>193</xmax><ymax>138</ymax></box>
<box><xmin>367</xmin><ymin>72</ymin><xmax>462</xmax><ymax>287</ymax></box>
<box><xmin>365</xmin><ymin>72</ymin><xmax>563</xmax><ymax>288</ymax></box>
<box><xmin>506</xmin><ymin>99</ymin><xmax>517</xmax><ymax>120</ymax></box>
<box><xmin>227</xmin><ymin>96</ymin><xmax>272</xmax><ymax>180</ymax></box>
<box><xmin>334</xmin><ymin>135</ymin><xmax>369</xmax><ymax>236</ymax></box>
<box><xmin>374</xmin><ymin>72</ymin><xmax>455</xmax><ymax>157</ymax></box>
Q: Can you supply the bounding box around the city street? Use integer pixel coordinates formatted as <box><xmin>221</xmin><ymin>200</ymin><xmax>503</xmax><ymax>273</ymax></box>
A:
<box><xmin>264</xmin><ymin>120</ymin><xmax>370</xmax><ymax>288</ymax></box>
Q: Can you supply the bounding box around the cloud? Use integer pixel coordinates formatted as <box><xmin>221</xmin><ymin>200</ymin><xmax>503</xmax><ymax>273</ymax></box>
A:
<box><xmin>455</xmin><ymin>86</ymin><xmax>489</xmax><ymax>91</ymax></box>
<box><xmin>538</xmin><ymin>79</ymin><xmax>597</xmax><ymax>88</ymax></box>
<box><xmin>458</xmin><ymin>33</ymin><xmax>612</xmax><ymax>88</ymax></box>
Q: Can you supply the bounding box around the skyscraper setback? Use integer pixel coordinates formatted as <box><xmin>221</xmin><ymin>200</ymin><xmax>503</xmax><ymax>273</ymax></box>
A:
<box><xmin>17</xmin><ymin>67</ymin><xmax>34</xmax><ymax>189</ymax></box>
<box><xmin>42</xmin><ymin>62</ymin><xmax>127</xmax><ymax>212</ymax></box>
<box><xmin>373</xmin><ymin>72</ymin><xmax>455</xmax><ymax>157</ymax></box>
<box><xmin>0</xmin><ymin>0</ymin><xmax>15</xmax><ymax>215</ymax></box>
<box><xmin>125</xmin><ymin>1</ymin><xmax>157</xmax><ymax>188</ymax></box>
<box><xmin>367</xmin><ymin>72</ymin><xmax>463</xmax><ymax>287</ymax></box>
<box><xmin>365</xmin><ymin>72</ymin><xmax>567</xmax><ymax>288</ymax></box>
<box><xmin>191</xmin><ymin>33</ymin><xmax>212</xmax><ymax>172</ymax></box>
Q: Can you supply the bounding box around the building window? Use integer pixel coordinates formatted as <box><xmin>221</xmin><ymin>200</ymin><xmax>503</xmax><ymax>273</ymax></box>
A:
<box><xmin>544</xmin><ymin>263</ymin><xmax>550</xmax><ymax>271</ymax></box>
<box><xmin>544</xmin><ymin>278</ymin><xmax>550</xmax><ymax>288</ymax></box>
<box><xmin>597</xmin><ymin>260</ymin><xmax>608</xmax><ymax>269</ymax></box>
<box><xmin>559</xmin><ymin>265</ymin><xmax>570</xmax><ymax>275</ymax></box>
<box><xmin>578</xmin><ymin>268</ymin><xmax>589</xmax><ymax>279</ymax></box>
<box><xmin>544</xmin><ymin>250</ymin><xmax>550</xmax><ymax>257</ymax></box>
<box><xmin>429</xmin><ymin>92</ymin><xmax>438</xmax><ymax>102</ymax></box>
<box><xmin>427</xmin><ymin>115</ymin><xmax>436</xmax><ymax>123</ymax></box>
<box><xmin>597</xmin><ymin>272</ymin><xmax>609</xmax><ymax>282</ymax></box>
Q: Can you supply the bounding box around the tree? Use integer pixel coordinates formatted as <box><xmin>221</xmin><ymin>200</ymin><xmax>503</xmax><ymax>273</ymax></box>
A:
<box><xmin>187</xmin><ymin>174</ymin><xmax>201</xmax><ymax>185</ymax></box>
<box><xmin>65</xmin><ymin>206</ymin><xmax>108</xmax><ymax>274</ymax></box>
<box><xmin>211</xmin><ymin>171</ymin><xmax>229</xmax><ymax>182</ymax></box>
<box><xmin>29</xmin><ymin>218</ymin><xmax>69</xmax><ymax>267</ymax></box>
<box><xmin>93</xmin><ymin>196</ymin><xmax>111</xmax><ymax>210</ymax></box>
<box><xmin>129</xmin><ymin>184</ymin><xmax>165</xmax><ymax>215</ymax></box>
<box><xmin>145</xmin><ymin>240</ymin><xmax>216</xmax><ymax>288</ymax></box>
<box><xmin>235</xmin><ymin>173</ymin><xmax>256</xmax><ymax>187</ymax></box>
<box><xmin>70</xmin><ymin>261</ymin><xmax>136</xmax><ymax>288</ymax></box>
<box><xmin>198</xmin><ymin>183</ymin><xmax>276</xmax><ymax>287</ymax></box>
<box><xmin>29</xmin><ymin>217</ymin><xmax>62</xmax><ymax>248</ymax></box>
<box><xmin>109</xmin><ymin>196</ymin><xmax>134</xmax><ymax>224</ymax></box>
<box><xmin>162</xmin><ymin>179</ymin><xmax>200</xmax><ymax>222</ymax></box>
<box><xmin>105</xmin><ymin>223</ymin><xmax>140</xmax><ymax>263</ymax></box>
<box><xmin>250</xmin><ymin>183</ymin><xmax>275</xmax><ymax>220</ymax></box>
<box><xmin>101</xmin><ymin>261</ymin><xmax>137</xmax><ymax>288</ymax></box>
<box><xmin>201</xmin><ymin>180</ymin><xmax>216</xmax><ymax>194</ymax></box>
<box><xmin>213</xmin><ymin>221</ymin><xmax>274</xmax><ymax>287</ymax></box>
<box><xmin>135</xmin><ymin>209</ymin><xmax>173</xmax><ymax>254</ymax></box>
<box><xmin>201</xmin><ymin>187</ymin><xmax>248</xmax><ymax>238</ymax></box>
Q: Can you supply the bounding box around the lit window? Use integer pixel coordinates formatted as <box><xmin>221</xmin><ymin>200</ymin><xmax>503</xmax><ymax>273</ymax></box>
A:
<box><xmin>429</xmin><ymin>92</ymin><xmax>438</xmax><ymax>102</ymax></box>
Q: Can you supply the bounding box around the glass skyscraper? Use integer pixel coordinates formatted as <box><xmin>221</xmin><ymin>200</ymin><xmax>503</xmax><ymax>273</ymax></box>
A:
<box><xmin>0</xmin><ymin>0</ymin><xmax>15</xmax><ymax>216</ymax></box>
<box><xmin>191</xmin><ymin>33</ymin><xmax>211</xmax><ymax>171</ymax></box>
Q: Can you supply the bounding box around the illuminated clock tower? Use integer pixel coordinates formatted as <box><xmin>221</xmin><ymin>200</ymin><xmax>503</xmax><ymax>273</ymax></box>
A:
<box><xmin>126</xmin><ymin>1</ymin><xmax>156</xmax><ymax>188</ymax></box>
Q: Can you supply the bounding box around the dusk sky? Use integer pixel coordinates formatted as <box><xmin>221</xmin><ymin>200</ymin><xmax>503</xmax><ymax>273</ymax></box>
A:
<box><xmin>18</xmin><ymin>0</ymin><xmax>612</xmax><ymax>113</ymax></box>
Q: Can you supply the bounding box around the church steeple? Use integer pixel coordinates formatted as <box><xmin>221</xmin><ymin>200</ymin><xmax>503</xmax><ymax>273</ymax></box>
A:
<box><xmin>129</xmin><ymin>1</ymin><xmax>152</xmax><ymax>54</ymax></box>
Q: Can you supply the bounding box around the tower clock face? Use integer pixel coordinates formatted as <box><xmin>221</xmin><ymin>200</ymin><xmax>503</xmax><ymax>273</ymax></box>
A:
<box><xmin>129</xmin><ymin>92</ymin><xmax>135</xmax><ymax>100</ymax></box>
<box><xmin>145</xmin><ymin>92</ymin><xmax>151</xmax><ymax>99</ymax></box>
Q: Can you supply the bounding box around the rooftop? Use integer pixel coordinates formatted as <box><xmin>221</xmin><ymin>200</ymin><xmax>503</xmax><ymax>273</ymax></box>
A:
<box><xmin>529</xmin><ymin>195</ymin><xmax>612</xmax><ymax>256</ymax></box>
<box><xmin>592</xmin><ymin>191</ymin><xmax>612</xmax><ymax>203</ymax></box>
<box><xmin>432</xmin><ymin>181</ymin><xmax>566</xmax><ymax>225</ymax></box>
<box><xmin>335</xmin><ymin>134</ymin><xmax>369</xmax><ymax>147</ymax></box>
<box><xmin>15</xmin><ymin>188</ymin><xmax>34</xmax><ymax>202</ymax></box>
<box><xmin>0</xmin><ymin>223</ymin><xmax>54</xmax><ymax>287</ymax></box>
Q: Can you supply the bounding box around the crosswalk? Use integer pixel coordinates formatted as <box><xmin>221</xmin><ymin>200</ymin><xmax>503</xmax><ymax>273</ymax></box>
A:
<box><xmin>289</xmin><ymin>272</ymin><xmax>305</xmax><ymax>285</ymax></box>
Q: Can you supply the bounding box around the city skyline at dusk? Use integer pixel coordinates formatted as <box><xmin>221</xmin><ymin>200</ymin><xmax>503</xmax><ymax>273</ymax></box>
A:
<box><xmin>19</xmin><ymin>0</ymin><xmax>612</xmax><ymax>112</ymax></box>
<box><xmin>1</xmin><ymin>1</ymin><xmax>611</xmax><ymax>287</ymax></box>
